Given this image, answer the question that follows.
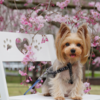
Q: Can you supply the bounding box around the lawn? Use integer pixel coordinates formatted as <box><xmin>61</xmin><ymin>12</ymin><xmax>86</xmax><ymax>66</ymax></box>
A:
<box><xmin>7</xmin><ymin>83</ymin><xmax>100</xmax><ymax>96</ymax></box>
<box><xmin>85</xmin><ymin>71</ymin><xmax>100</xmax><ymax>77</ymax></box>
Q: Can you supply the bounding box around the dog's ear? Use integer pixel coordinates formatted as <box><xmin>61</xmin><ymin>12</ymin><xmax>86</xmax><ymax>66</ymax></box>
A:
<box><xmin>77</xmin><ymin>23</ymin><xmax>88</xmax><ymax>38</ymax></box>
<box><xmin>59</xmin><ymin>23</ymin><xmax>70</xmax><ymax>37</ymax></box>
<box><xmin>77</xmin><ymin>24</ymin><xmax>91</xmax><ymax>65</ymax></box>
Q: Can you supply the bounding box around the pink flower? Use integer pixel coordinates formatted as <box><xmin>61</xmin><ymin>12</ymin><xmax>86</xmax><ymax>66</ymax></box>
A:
<box><xmin>41</xmin><ymin>61</ymin><xmax>47</xmax><ymax>64</ymax></box>
<box><xmin>96</xmin><ymin>2</ymin><xmax>100</xmax><ymax>11</ymax></box>
<box><xmin>35</xmin><ymin>83</ymin><xmax>42</xmax><ymax>88</ymax></box>
<box><xmin>45</xmin><ymin>15</ymin><xmax>51</xmax><ymax>21</ymax></box>
<box><xmin>92</xmin><ymin>54</ymin><xmax>95</xmax><ymax>57</ymax></box>
<box><xmin>22</xmin><ymin>49</ymin><xmax>26</xmax><ymax>54</ymax></box>
<box><xmin>26</xmin><ymin>0</ymin><xmax>33</xmax><ymax>3</ymax></box>
<box><xmin>22</xmin><ymin>60</ymin><xmax>28</xmax><ymax>65</ymax></box>
<box><xmin>16</xmin><ymin>38</ymin><xmax>21</xmax><ymax>43</ymax></box>
<box><xmin>26</xmin><ymin>46</ymin><xmax>32</xmax><ymax>51</ymax></box>
<box><xmin>19</xmin><ymin>70</ymin><xmax>27</xmax><ymax>76</ymax></box>
<box><xmin>84</xmin><ymin>88</ymin><xmax>91</xmax><ymax>93</ymax></box>
<box><xmin>91</xmin><ymin>42</ymin><xmax>99</xmax><ymax>47</ymax></box>
<box><xmin>0</xmin><ymin>16</ymin><xmax>4</xmax><ymax>21</ymax></box>
<box><xmin>29</xmin><ymin>66</ymin><xmax>35</xmax><ymax>71</ymax></box>
<box><xmin>92</xmin><ymin>57</ymin><xmax>100</xmax><ymax>67</ymax></box>
<box><xmin>41</xmin><ymin>80</ymin><xmax>43</xmax><ymax>83</ymax></box>
<box><xmin>72</xmin><ymin>0</ymin><xmax>80</xmax><ymax>6</ymax></box>
<box><xmin>29</xmin><ymin>77</ymin><xmax>32</xmax><ymax>81</ymax></box>
<box><xmin>37</xmin><ymin>24</ymin><xmax>44</xmax><ymax>30</ymax></box>
<box><xmin>88</xmin><ymin>2</ymin><xmax>95</xmax><ymax>7</ymax></box>
<box><xmin>45</xmin><ymin>37</ymin><xmax>48</xmax><ymax>41</ymax></box>
<box><xmin>29</xmin><ymin>86</ymin><xmax>36</xmax><ymax>93</ymax></box>
<box><xmin>84</xmin><ymin>82</ymin><xmax>91</xmax><ymax>94</ymax></box>
<box><xmin>56</xmin><ymin>0</ymin><xmax>70</xmax><ymax>9</ymax></box>
<box><xmin>84</xmin><ymin>82</ymin><xmax>90</xmax><ymax>88</ymax></box>
<box><xmin>94</xmin><ymin>36</ymin><xmax>100</xmax><ymax>41</ymax></box>
<box><xmin>90</xmin><ymin>10</ymin><xmax>99</xmax><ymax>18</ymax></box>
<box><xmin>24</xmin><ymin>3</ymin><xmax>28</xmax><ymax>6</ymax></box>
<box><xmin>0</xmin><ymin>0</ymin><xmax>4</xmax><ymax>4</ymax></box>
<box><xmin>27</xmin><ymin>51</ymin><xmax>35</xmax><ymax>56</ymax></box>
<box><xmin>26</xmin><ymin>79</ymin><xmax>30</xmax><ymax>83</ymax></box>
<box><xmin>41</xmin><ymin>38</ymin><xmax>45</xmax><ymax>43</ymax></box>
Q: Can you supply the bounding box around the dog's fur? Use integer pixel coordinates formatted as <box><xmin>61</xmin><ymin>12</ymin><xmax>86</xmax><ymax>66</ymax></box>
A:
<box><xmin>42</xmin><ymin>23</ymin><xmax>91</xmax><ymax>100</ymax></box>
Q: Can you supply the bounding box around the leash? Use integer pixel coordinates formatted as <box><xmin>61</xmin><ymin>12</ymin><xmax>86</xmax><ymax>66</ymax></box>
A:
<box><xmin>24</xmin><ymin>62</ymin><xmax>73</xmax><ymax>95</ymax></box>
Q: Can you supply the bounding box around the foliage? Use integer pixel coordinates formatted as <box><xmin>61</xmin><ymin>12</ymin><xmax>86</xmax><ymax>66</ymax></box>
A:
<box><xmin>1</xmin><ymin>0</ymin><xmax>100</xmax><ymax>94</ymax></box>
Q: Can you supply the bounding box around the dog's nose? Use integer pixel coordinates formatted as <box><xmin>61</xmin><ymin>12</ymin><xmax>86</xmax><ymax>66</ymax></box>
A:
<box><xmin>71</xmin><ymin>49</ymin><xmax>75</xmax><ymax>53</ymax></box>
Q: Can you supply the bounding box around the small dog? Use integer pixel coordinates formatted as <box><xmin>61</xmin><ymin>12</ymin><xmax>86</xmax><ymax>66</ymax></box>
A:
<box><xmin>42</xmin><ymin>23</ymin><xmax>91</xmax><ymax>100</ymax></box>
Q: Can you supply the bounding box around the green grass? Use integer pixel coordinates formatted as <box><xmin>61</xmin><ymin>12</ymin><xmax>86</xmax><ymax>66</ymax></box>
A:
<box><xmin>85</xmin><ymin>71</ymin><xmax>100</xmax><ymax>77</ymax></box>
<box><xmin>7</xmin><ymin>83</ymin><xmax>41</xmax><ymax>96</ymax></box>
<box><xmin>90</xmin><ymin>85</ymin><xmax>100</xmax><ymax>95</ymax></box>
<box><xmin>7</xmin><ymin>83</ymin><xmax>100</xmax><ymax>96</ymax></box>
<box><xmin>6</xmin><ymin>76</ymin><xmax>25</xmax><ymax>83</ymax></box>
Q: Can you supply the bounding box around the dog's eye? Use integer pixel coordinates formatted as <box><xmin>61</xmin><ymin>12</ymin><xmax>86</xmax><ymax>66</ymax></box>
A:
<box><xmin>66</xmin><ymin>43</ymin><xmax>70</xmax><ymax>46</ymax></box>
<box><xmin>77</xmin><ymin>43</ymin><xmax>81</xmax><ymax>47</ymax></box>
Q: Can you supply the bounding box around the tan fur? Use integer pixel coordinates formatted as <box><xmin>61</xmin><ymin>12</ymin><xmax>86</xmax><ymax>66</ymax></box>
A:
<box><xmin>42</xmin><ymin>23</ymin><xmax>91</xmax><ymax>100</ymax></box>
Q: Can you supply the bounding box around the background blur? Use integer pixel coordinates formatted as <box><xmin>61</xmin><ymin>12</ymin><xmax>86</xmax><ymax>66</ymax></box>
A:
<box><xmin>0</xmin><ymin>0</ymin><xmax>100</xmax><ymax>96</ymax></box>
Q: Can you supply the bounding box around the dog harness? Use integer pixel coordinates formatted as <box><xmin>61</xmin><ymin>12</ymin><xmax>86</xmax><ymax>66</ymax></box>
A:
<box><xmin>24</xmin><ymin>62</ymin><xmax>73</xmax><ymax>95</ymax></box>
<box><xmin>47</xmin><ymin>62</ymin><xmax>73</xmax><ymax>84</ymax></box>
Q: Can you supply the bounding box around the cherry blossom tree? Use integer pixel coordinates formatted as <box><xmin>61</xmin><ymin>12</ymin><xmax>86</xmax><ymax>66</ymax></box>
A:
<box><xmin>1</xmin><ymin>0</ymin><xmax>100</xmax><ymax>94</ymax></box>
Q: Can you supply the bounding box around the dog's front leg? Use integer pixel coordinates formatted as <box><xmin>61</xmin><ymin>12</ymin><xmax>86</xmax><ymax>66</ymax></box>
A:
<box><xmin>70</xmin><ymin>78</ymin><xmax>83</xmax><ymax>100</ymax></box>
<box><xmin>49</xmin><ymin>74</ymin><xmax>65</xmax><ymax>100</ymax></box>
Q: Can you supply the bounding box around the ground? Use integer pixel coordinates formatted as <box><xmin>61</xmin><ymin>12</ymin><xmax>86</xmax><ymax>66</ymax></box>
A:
<box><xmin>7</xmin><ymin>83</ymin><xmax>100</xmax><ymax>96</ymax></box>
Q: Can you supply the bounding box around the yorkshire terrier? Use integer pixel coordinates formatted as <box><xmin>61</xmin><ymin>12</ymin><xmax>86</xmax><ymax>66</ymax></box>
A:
<box><xmin>42</xmin><ymin>23</ymin><xmax>91</xmax><ymax>100</ymax></box>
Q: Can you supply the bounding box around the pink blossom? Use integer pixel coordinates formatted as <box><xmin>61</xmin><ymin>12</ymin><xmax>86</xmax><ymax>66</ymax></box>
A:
<box><xmin>26</xmin><ymin>0</ymin><xmax>33</xmax><ymax>3</ymax></box>
<box><xmin>41</xmin><ymin>61</ymin><xmax>47</xmax><ymax>65</ymax></box>
<box><xmin>30</xmin><ymin>57</ymin><xmax>36</xmax><ymax>62</ymax></box>
<box><xmin>92</xmin><ymin>57</ymin><xmax>100</xmax><ymax>67</ymax></box>
<box><xmin>41</xmin><ymin>80</ymin><xmax>43</xmax><ymax>83</ymax></box>
<box><xmin>29</xmin><ymin>86</ymin><xmax>36</xmax><ymax>93</ymax></box>
<box><xmin>20</xmin><ymin>15</ymin><xmax>26</xmax><ymax>23</ymax></box>
<box><xmin>94</xmin><ymin>36</ymin><xmax>100</xmax><ymax>41</ymax></box>
<box><xmin>45</xmin><ymin>37</ymin><xmax>48</xmax><ymax>41</ymax></box>
<box><xmin>72</xmin><ymin>0</ymin><xmax>80</xmax><ymax>6</ymax></box>
<box><xmin>29</xmin><ymin>77</ymin><xmax>32</xmax><ymax>81</ymax></box>
<box><xmin>84</xmin><ymin>88</ymin><xmax>91</xmax><ymax>93</ymax></box>
<box><xmin>45</xmin><ymin>15</ymin><xmax>51</xmax><ymax>21</ymax></box>
<box><xmin>26</xmin><ymin>79</ymin><xmax>30</xmax><ymax>83</ymax></box>
<box><xmin>84</xmin><ymin>82</ymin><xmax>90</xmax><ymax>88</ymax></box>
<box><xmin>84</xmin><ymin>82</ymin><xmax>91</xmax><ymax>94</ymax></box>
<box><xmin>22</xmin><ymin>60</ymin><xmax>28</xmax><ymax>65</ymax></box>
<box><xmin>56</xmin><ymin>0</ymin><xmax>70</xmax><ymax>9</ymax></box>
<box><xmin>16</xmin><ymin>38</ymin><xmax>21</xmax><ymax>43</ymax></box>
<box><xmin>41</xmin><ymin>38</ymin><xmax>45</xmax><ymax>43</ymax></box>
<box><xmin>0</xmin><ymin>16</ymin><xmax>4</xmax><ymax>21</ymax></box>
<box><xmin>35</xmin><ymin>83</ymin><xmax>42</xmax><ymax>88</ymax></box>
<box><xmin>24</xmin><ymin>3</ymin><xmax>28</xmax><ymax>6</ymax></box>
<box><xmin>90</xmin><ymin>10</ymin><xmax>99</xmax><ymax>18</ymax></box>
<box><xmin>88</xmin><ymin>2</ymin><xmax>95</xmax><ymax>7</ymax></box>
<box><xmin>0</xmin><ymin>0</ymin><xmax>4</xmax><ymax>4</ymax></box>
<box><xmin>29</xmin><ymin>66</ymin><xmax>35</xmax><ymax>71</ymax></box>
<box><xmin>22</xmin><ymin>49</ymin><xmax>26</xmax><ymax>54</ymax></box>
<box><xmin>96</xmin><ymin>2</ymin><xmax>100</xmax><ymax>11</ymax></box>
<box><xmin>26</xmin><ymin>46</ymin><xmax>32</xmax><ymax>51</ymax></box>
<box><xmin>37</xmin><ymin>24</ymin><xmax>44</xmax><ymax>30</ymax></box>
<box><xmin>91</xmin><ymin>42</ymin><xmax>99</xmax><ymax>47</ymax></box>
<box><xmin>92</xmin><ymin>54</ymin><xmax>95</xmax><ymax>57</ymax></box>
<box><xmin>19</xmin><ymin>70</ymin><xmax>27</xmax><ymax>76</ymax></box>
<box><xmin>27</xmin><ymin>51</ymin><xmax>35</xmax><ymax>56</ymax></box>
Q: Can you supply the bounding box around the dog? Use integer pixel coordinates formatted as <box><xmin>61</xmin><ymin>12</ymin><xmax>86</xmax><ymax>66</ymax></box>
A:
<box><xmin>42</xmin><ymin>23</ymin><xmax>91</xmax><ymax>100</ymax></box>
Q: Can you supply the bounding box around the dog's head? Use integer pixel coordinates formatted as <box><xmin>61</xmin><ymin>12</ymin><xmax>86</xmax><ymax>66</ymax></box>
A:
<box><xmin>55</xmin><ymin>23</ymin><xmax>91</xmax><ymax>65</ymax></box>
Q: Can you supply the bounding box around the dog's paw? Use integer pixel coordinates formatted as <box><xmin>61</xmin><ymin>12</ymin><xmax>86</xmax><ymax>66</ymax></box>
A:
<box><xmin>71</xmin><ymin>96</ymin><xmax>82</xmax><ymax>100</ymax></box>
<box><xmin>55</xmin><ymin>96</ymin><xmax>65</xmax><ymax>100</ymax></box>
<box><xmin>43</xmin><ymin>93</ymin><xmax>51</xmax><ymax>96</ymax></box>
